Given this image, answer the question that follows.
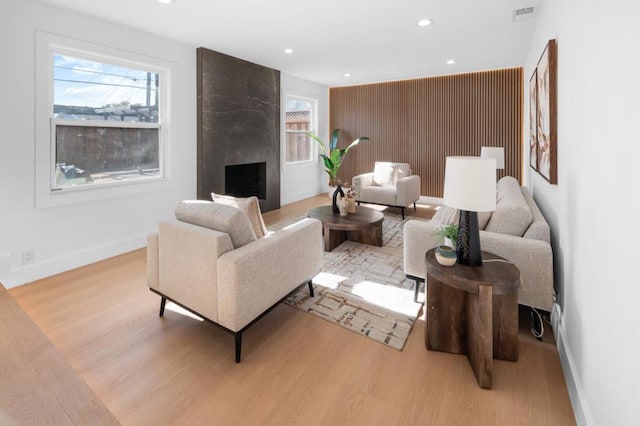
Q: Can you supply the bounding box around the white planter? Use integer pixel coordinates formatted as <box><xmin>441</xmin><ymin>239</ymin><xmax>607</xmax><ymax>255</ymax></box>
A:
<box><xmin>444</xmin><ymin>237</ymin><xmax>455</xmax><ymax>249</ymax></box>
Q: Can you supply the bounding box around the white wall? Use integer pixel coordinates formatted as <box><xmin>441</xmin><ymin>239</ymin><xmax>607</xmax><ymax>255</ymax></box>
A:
<box><xmin>0</xmin><ymin>0</ymin><xmax>197</xmax><ymax>287</ymax></box>
<box><xmin>0</xmin><ymin>1</ymin><xmax>329</xmax><ymax>288</ymax></box>
<box><xmin>525</xmin><ymin>1</ymin><xmax>640</xmax><ymax>424</ymax></box>
<box><xmin>280</xmin><ymin>73</ymin><xmax>329</xmax><ymax>205</ymax></box>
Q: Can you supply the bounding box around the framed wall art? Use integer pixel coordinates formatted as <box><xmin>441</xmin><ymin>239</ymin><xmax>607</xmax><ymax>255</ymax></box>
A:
<box><xmin>529</xmin><ymin>69</ymin><xmax>538</xmax><ymax>171</ymax></box>
<box><xmin>532</xmin><ymin>39</ymin><xmax>557</xmax><ymax>184</ymax></box>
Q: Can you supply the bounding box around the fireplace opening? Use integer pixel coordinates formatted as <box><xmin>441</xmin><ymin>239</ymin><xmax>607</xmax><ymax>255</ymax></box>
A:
<box><xmin>225</xmin><ymin>162</ymin><xmax>267</xmax><ymax>200</ymax></box>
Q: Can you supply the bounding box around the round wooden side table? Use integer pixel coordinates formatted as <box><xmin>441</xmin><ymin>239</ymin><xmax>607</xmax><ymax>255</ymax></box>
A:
<box><xmin>425</xmin><ymin>248</ymin><xmax>520</xmax><ymax>389</ymax></box>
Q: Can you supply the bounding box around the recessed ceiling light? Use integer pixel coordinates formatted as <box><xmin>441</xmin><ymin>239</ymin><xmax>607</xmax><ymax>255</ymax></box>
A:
<box><xmin>446</xmin><ymin>59</ymin><xmax>456</xmax><ymax>65</ymax></box>
<box><xmin>417</xmin><ymin>19</ymin><xmax>432</xmax><ymax>27</ymax></box>
<box><xmin>157</xmin><ymin>0</ymin><xmax>172</xmax><ymax>4</ymax></box>
<box><xmin>284</xmin><ymin>48</ymin><xmax>294</xmax><ymax>54</ymax></box>
<box><xmin>344</xmin><ymin>73</ymin><xmax>351</xmax><ymax>78</ymax></box>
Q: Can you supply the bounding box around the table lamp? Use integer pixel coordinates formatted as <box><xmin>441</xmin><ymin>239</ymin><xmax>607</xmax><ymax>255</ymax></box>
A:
<box><xmin>480</xmin><ymin>147</ymin><xmax>505</xmax><ymax>170</ymax></box>
<box><xmin>443</xmin><ymin>156</ymin><xmax>497</xmax><ymax>266</ymax></box>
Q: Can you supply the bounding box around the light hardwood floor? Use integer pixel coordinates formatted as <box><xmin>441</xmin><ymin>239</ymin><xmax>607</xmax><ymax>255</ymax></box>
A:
<box><xmin>10</xmin><ymin>195</ymin><xmax>575</xmax><ymax>425</ymax></box>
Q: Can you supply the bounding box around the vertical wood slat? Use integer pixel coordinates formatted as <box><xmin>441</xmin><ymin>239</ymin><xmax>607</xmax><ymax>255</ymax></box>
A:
<box><xmin>330</xmin><ymin>68</ymin><xmax>523</xmax><ymax>197</ymax></box>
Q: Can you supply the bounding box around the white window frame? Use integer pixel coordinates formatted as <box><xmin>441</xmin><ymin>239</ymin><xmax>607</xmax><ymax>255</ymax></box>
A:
<box><xmin>283</xmin><ymin>93</ymin><xmax>318</xmax><ymax>165</ymax></box>
<box><xmin>35</xmin><ymin>32</ymin><xmax>173</xmax><ymax>208</ymax></box>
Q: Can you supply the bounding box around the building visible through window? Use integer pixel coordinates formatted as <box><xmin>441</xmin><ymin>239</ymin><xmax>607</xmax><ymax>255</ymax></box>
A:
<box><xmin>52</xmin><ymin>53</ymin><xmax>162</xmax><ymax>189</ymax></box>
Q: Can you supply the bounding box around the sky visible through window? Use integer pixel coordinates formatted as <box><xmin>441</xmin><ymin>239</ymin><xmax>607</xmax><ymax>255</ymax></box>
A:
<box><xmin>53</xmin><ymin>54</ymin><xmax>158</xmax><ymax>109</ymax></box>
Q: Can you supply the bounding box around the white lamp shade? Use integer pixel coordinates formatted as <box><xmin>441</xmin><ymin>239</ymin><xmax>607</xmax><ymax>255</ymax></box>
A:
<box><xmin>443</xmin><ymin>156</ymin><xmax>496</xmax><ymax>212</ymax></box>
<box><xmin>480</xmin><ymin>146</ymin><xmax>505</xmax><ymax>169</ymax></box>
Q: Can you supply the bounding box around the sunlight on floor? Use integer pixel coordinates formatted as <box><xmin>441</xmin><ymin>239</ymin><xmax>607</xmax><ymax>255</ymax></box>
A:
<box><xmin>166</xmin><ymin>303</ymin><xmax>204</xmax><ymax>321</ymax></box>
<box><xmin>351</xmin><ymin>280</ymin><xmax>420</xmax><ymax>317</ymax></box>
<box><xmin>416</xmin><ymin>204</ymin><xmax>439</xmax><ymax>210</ymax></box>
<box><xmin>312</xmin><ymin>272</ymin><xmax>346</xmax><ymax>289</ymax></box>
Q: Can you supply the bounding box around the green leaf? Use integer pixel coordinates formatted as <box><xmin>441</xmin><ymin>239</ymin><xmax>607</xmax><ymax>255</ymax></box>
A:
<box><xmin>329</xmin><ymin>149</ymin><xmax>342</xmax><ymax>168</ymax></box>
<box><xmin>322</xmin><ymin>156</ymin><xmax>334</xmax><ymax>172</ymax></box>
<box><xmin>308</xmin><ymin>133</ymin><xmax>328</xmax><ymax>157</ymax></box>
<box><xmin>343</xmin><ymin>136</ymin><xmax>370</xmax><ymax>155</ymax></box>
<box><xmin>329</xmin><ymin>129</ymin><xmax>340</xmax><ymax>152</ymax></box>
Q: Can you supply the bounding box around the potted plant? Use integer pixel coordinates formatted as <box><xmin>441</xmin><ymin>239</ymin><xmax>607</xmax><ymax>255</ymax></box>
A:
<box><xmin>434</xmin><ymin>224</ymin><xmax>459</xmax><ymax>248</ymax></box>
<box><xmin>308</xmin><ymin>129</ymin><xmax>369</xmax><ymax>187</ymax></box>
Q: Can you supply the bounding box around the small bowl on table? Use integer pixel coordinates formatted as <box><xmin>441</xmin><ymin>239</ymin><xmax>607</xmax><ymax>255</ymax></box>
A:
<box><xmin>435</xmin><ymin>245</ymin><xmax>457</xmax><ymax>267</ymax></box>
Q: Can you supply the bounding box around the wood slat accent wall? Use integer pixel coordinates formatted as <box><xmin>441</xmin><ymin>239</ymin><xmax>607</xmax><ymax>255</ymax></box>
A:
<box><xmin>330</xmin><ymin>68</ymin><xmax>523</xmax><ymax>197</ymax></box>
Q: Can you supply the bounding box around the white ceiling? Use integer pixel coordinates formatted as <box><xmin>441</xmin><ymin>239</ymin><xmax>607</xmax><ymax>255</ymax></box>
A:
<box><xmin>40</xmin><ymin>0</ymin><xmax>540</xmax><ymax>87</ymax></box>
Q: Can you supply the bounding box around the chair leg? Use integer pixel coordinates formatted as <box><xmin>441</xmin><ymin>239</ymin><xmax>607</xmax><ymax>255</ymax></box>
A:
<box><xmin>413</xmin><ymin>202</ymin><xmax>417</xmax><ymax>210</ymax></box>
<box><xmin>357</xmin><ymin>201</ymin><xmax>361</xmax><ymax>206</ymax></box>
<box><xmin>308</xmin><ymin>280</ymin><xmax>314</xmax><ymax>297</ymax></box>
<box><xmin>401</xmin><ymin>207</ymin><xmax>405</xmax><ymax>220</ymax></box>
<box><xmin>235</xmin><ymin>332</ymin><xmax>243</xmax><ymax>363</ymax></box>
<box><xmin>159</xmin><ymin>297</ymin><xmax>167</xmax><ymax>317</ymax></box>
<box><xmin>413</xmin><ymin>280</ymin><xmax>420</xmax><ymax>303</ymax></box>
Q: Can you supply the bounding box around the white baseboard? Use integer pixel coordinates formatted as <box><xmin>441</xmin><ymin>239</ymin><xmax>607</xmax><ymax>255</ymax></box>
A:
<box><xmin>551</xmin><ymin>303</ymin><xmax>593</xmax><ymax>426</ymax></box>
<box><xmin>0</xmin><ymin>234</ymin><xmax>147</xmax><ymax>289</ymax></box>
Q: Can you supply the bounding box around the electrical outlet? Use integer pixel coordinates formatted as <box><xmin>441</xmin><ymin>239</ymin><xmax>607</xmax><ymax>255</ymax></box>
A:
<box><xmin>21</xmin><ymin>249</ymin><xmax>35</xmax><ymax>265</ymax></box>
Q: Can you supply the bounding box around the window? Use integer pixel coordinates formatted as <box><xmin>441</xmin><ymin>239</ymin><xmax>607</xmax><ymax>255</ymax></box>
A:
<box><xmin>284</xmin><ymin>95</ymin><xmax>316</xmax><ymax>164</ymax></box>
<box><xmin>51</xmin><ymin>52</ymin><xmax>163</xmax><ymax>190</ymax></box>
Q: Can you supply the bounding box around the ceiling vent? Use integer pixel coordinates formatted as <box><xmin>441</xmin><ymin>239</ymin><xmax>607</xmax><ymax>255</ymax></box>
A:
<box><xmin>513</xmin><ymin>6</ymin><xmax>535</xmax><ymax>21</ymax></box>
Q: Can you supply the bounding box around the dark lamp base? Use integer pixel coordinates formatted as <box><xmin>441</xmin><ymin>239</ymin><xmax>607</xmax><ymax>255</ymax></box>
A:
<box><xmin>456</xmin><ymin>210</ymin><xmax>483</xmax><ymax>266</ymax></box>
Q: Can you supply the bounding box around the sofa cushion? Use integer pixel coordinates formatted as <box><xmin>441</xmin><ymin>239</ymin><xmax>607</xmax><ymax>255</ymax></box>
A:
<box><xmin>431</xmin><ymin>205</ymin><xmax>492</xmax><ymax>230</ymax></box>
<box><xmin>211</xmin><ymin>193</ymin><xmax>268</xmax><ymax>239</ymax></box>
<box><xmin>484</xmin><ymin>176</ymin><xmax>533</xmax><ymax>237</ymax></box>
<box><xmin>360</xmin><ymin>185</ymin><xmax>397</xmax><ymax>205</ymax></box>
<box><xmin>372</xmin><ymin>162</ymin><xmax>397</xmax><ymax>186</ymax></box>
<box><xmin>395</xmin><ymin>163</ymin><xmax>412</xmax><ymax>182</ymax></box>
<box><xmin>175</xmin><ymin>200</ymin><xmax>257</xmax><ymax>248</ymax></box>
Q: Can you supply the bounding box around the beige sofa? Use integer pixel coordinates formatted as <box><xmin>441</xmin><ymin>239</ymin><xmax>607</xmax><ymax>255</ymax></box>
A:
<box><xmin>352</xmin><ymin>162</ymin><xmax>421</xmax><ymax>219</ymax></box>
<box><xmin>403</xmin><ymin>176</ymin><xmax>553</xmax><ymax>312</ymax></box>
<box><xmin>147</xmin><ymin>200</ymin><xmax>323</xmax><ymax>362</ymax></box>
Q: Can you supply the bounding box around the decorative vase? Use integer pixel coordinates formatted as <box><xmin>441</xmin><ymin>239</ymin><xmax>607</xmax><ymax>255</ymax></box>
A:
<box><xmin>337</xmin><ymin>196</ymin><xmax>348</xmax><ymax>216</ymax></box>
<box><xmin>435</xmin><ymin>245</ymin><xmax>457</xmax><ymax>267</ymax></box>
<box><xmin>332</xmin><ymin>184</ymin><xmax>344</xmax><ymax>213</ymax></box>
<box><xmin>347</xmin><ymin>196</ymin><xmax>356</xmax><ymax>213</ymax></box>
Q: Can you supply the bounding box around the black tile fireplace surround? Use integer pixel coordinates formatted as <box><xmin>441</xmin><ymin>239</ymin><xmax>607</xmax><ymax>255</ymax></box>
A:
<box><xmin>197</xmin><ymin>47</ymin><xmax>280</xmax><ymax>212</ymax></box>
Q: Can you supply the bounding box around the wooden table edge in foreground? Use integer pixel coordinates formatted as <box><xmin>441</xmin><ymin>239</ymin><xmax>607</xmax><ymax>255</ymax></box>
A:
<box><xmin>0</xmin><ymin>283</ymin><xmax>119</xmax><ymax>425</ymax></box>
<box><xmin>425</xmin><ymin>249</ymin><xmax>520</xmax><ymax>389</ymax></box>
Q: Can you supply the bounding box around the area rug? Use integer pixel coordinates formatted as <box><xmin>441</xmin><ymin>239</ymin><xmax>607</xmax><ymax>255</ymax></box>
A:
<box><xmin>278</xmin><ymin>211</ymin><xmax>427</xmax><ymax>350</ymax></box>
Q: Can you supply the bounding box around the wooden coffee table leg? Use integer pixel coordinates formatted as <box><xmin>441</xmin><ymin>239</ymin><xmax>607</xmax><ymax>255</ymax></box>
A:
<box><xmin>466</xmin><ymin>285</ymin><xmax>493</xmax><ymax>389</ymax></box>
<box><xmin>324</xmin><ymin>225</ymin><xmax>346</xmax><ymax>252</ymax></box>
<box><xmin>346</xmin><ymin>220</ymin><xmax>383</xmax><ymax>247</ymax></box>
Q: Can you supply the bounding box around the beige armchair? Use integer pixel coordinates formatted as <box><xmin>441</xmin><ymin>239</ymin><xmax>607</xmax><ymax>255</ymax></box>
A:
<box><xmin>352</xmin><ymin>162</ymin><xmax>421</xmax><ymax>219</ymax></box>
<box><xmin>147</xmin><ymin>200</ymin><xmax>323</xmax><ymax>362</ymax></box>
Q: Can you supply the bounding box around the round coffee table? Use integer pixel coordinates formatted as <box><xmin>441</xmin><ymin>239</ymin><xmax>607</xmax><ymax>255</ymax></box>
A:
<box><xmin>425</xmin><ymin>248</ymin><xmax>520</xmax><ymax>389</ymax></box>
<box><xmin>307</xmin><ymin>205</ymin><xmax>384</xmax><ymax>252</ymax></box>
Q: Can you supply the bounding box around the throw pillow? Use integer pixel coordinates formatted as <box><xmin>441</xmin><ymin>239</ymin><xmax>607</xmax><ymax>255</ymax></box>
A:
<box><xmin>372</xmin><ymin>162</ymin><xmax>397</xmax><ymax>186</ymax></box>
<box><xmin>175</xmin><ymin>200</ymin><xmax>257</xmax><ymax>248</ymax></box>
<box><xmin>431</xmin><ymin>205</ymin><xmax>492</xmax><ymax>230</ymax></box>
<box><xmin>211</xmin><ymin>193</ymin><xmax>268</xmax><ymax>239</ymax></box>
<box><xmin>484</xmin><ymin>176</ymin><xmax>533</xmax><ymax>236</ymax></box>
<box><xmin>394</xmin><ymin>163</ymin><xmax>411</xmax><ymax>183</ymax></box>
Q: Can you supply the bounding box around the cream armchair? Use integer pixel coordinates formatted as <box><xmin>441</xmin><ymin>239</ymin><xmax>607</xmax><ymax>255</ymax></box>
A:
<box><xmin>352</xmin><ymin>162</ymin><xmax>421</xmax><ymax>219</ymax></box>
<box><xmin>147</xmin><ymin>201</ymin><xmax>323</xmax><ymax>362</ymax></box>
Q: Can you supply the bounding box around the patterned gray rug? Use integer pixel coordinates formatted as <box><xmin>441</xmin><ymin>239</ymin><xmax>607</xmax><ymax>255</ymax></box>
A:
<box><xmin>278</xmin><ymin>211</ymin><xmax>426</xmax><ymax>350</ymax></box>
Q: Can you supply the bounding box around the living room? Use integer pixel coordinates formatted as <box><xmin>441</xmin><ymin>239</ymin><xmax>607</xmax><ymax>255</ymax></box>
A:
<box><xmin>1</xmin><ymin>0</ymin><xmax>638</xmax><ymax>425</ymax></box>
